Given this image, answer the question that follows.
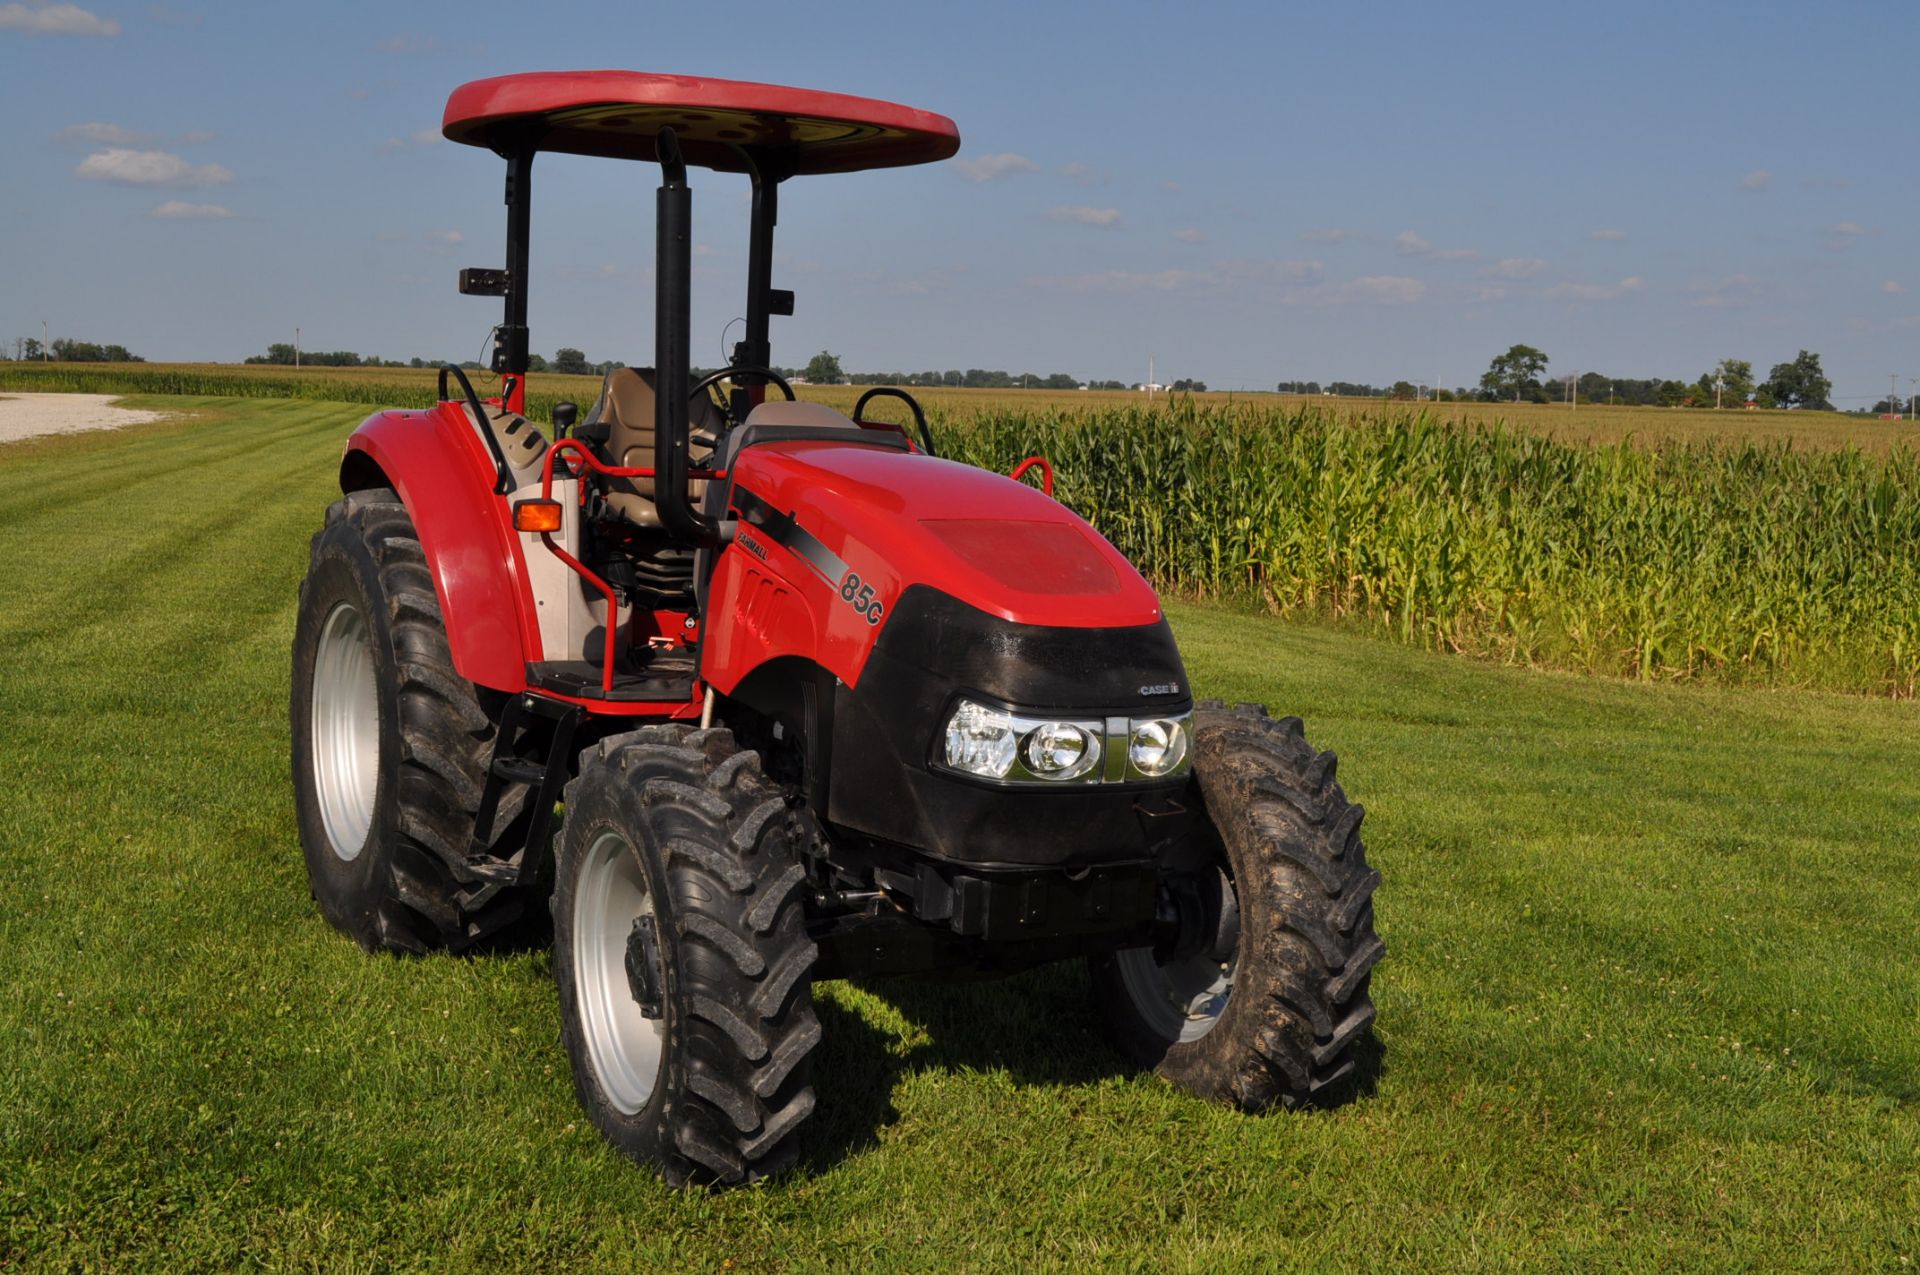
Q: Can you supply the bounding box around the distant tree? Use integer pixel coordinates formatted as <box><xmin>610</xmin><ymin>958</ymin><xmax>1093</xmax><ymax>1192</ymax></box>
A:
<box><xmin>1043</xmin><ymin>372</ymin><xmax>1079</xmax><ymax>389</ymax></box>
<box><xmin>552</xmin><ymin>347</ymin><xmax>591</xmax><ymax>375</ymax></box>
<box><xmin>805</xmin><ymin>350</ymin><xmax>844</xmax><ymax>385</ymax></box>
<box><xmin>1703</xmin><ymin>358</ymin><xmax>1755</xmax><ymax>407</ymax></box>
<box><xmin>1389</xmin><ymin>380</ymin><xmax>1416</xmax><ymax>400</ymax></box>
<box><xmin>1764</xmin><ymin>350</ymin><xmax>1832</xmax><ymax>410</ymax></box>
<box><xmin>1171</xmin><ymin>378</ymin><xmax>1208</xmax><ymax>392</ymax></box>
<box><xmin>20</xmin><ymin>337</ymin><xmax>43</xmax><ymax>360</ymax></box>
<box><xmin>1479</xmin><ymin>344</ymin><xmax>1549</xmax><ymax>402</ymax></box>
<box><xmin>525</xmin><ymin>352</ymin><xmax>549</xmax><ymax>373</ymax></box>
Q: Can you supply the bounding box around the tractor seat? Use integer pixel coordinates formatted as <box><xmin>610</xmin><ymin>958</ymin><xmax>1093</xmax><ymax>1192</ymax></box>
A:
<box><xmin>579</xmin><ymin>367</ymin><xmax>722</xmax><ymax>528</ymax></box>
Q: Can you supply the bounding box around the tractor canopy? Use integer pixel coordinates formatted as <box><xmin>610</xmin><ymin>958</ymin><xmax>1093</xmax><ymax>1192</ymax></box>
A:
<box><xmin>442</xmin><ymin>71</ymin><xmax>960</xmax><ymax>175</ymax></box>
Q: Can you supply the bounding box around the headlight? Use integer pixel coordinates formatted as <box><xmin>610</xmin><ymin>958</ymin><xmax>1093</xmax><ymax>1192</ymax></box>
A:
<box><xmin>944</xmin><ymin>699</ymin><xmax>1018</xmax><ymax>779</ymax></box>
<box><xmin>1024</xmin><ymin>722</ymin><xmax>1100</xmax><ymax>780</ymax></box>
<box><xmin>1127</xmin><ymin>718</ymin><xmax>1189</xmax><ymax>777</ymax></box>
<box><xmin>938</xmin><ymin>698</ymin><xmax>1188</xmax><ymax>785</ymax></box>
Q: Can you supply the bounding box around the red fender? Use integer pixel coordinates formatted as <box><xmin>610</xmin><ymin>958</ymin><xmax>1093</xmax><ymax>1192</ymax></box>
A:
<box><xmin>340</xmin><ymin>405</ymin><xmax>542</xmax><ymax>691</ymax></box>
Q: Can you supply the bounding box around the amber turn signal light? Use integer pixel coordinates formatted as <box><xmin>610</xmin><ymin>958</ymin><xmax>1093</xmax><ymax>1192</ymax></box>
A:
<box><xmin>512</xmin><ymin>498</ymin><xmax>564</xmax><ymax>533</ymax></box>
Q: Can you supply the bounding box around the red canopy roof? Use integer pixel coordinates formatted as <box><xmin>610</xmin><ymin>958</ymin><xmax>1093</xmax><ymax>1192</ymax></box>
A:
<box><xmin>442</xmin><ymin>71</ymin><xmax>960</xmax><ymax>176</ymax></box>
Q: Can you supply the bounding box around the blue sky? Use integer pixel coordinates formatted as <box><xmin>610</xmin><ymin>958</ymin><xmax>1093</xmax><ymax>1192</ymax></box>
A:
<box><xmin>2</xmin><ymin>0</ymin><xmax>1916</xmax><ymax>402</ymax></box>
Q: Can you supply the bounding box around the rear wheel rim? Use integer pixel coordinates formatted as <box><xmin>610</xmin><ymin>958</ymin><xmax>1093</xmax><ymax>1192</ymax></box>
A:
<box><xmin>311</xmin><ymin>599</ymin><xmax>379</xmax><ymax>861</ymax></box>
<box><xmin>574</xmin><ymin>831</ymin><xmax>665</xmax><ymax>1115</ymax></box>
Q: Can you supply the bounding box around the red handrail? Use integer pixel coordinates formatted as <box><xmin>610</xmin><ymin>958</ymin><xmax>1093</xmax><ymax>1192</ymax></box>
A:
<box><xmin>527</xmin><ymin>439</ymin><xmax>727</xmax><ymax>693</ymax></box>
<box><xmin>1009</xmin><ymin>455</ymin><xmax>1054</xmax><ymax>497</ymax></box>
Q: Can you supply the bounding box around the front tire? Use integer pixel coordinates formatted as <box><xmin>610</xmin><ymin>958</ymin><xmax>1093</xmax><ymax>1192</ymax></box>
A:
<box><xmin>553</xmin><ymin>725</ymin><xmax>820</xmax><ymax>1186</ymax></box>
<box><xmin>290</xmin><ymin>488</ymin><xmax>533</xmax><ymax>953</ymax></box>
<box><xmin>1091</xmin><ymin>702</ymin><xmax>1384</xmax><ymax>1109</ymax></box>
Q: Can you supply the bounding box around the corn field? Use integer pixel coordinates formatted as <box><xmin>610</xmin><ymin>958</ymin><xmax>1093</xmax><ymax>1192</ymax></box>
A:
<box><xmin>6</xmin><ymin>366</ymin><xmax>1916</xmax><ymax>694</ymax></box>
<box><xmin>935</xmin><ymin>400</ymin><xmax>1920</xmax><ymax>696</ymax></box>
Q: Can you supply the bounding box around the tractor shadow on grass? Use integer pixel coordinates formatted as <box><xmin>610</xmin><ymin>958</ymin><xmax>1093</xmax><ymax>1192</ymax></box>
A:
<box><xmin>796</xmin><ymin>963</ymin><xmax>1386</xmax><ymax>1174</ymax></box>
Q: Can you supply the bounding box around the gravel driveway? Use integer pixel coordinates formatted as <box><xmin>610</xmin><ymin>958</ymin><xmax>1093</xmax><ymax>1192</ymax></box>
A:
<box><xmin>0</xmin><ymin>393</ymin><xmax>169</xmax><ymax>444</ymax></box>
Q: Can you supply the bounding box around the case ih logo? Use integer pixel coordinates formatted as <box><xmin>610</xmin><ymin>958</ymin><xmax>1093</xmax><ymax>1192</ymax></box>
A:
<box><xmin>1140</xmin><ymin>682</ymin><xmax>1182</xmax><ymax>696</ymax></box>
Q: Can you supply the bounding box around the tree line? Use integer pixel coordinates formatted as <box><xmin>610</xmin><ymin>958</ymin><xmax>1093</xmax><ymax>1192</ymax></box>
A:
<box><xmin>7</xmin><ymin>337</ymin><xmax>145</xmax><ymax>363</ymax></box>
<box><xmin>1474</xmin><ymin>344</ymin><xmax>1834</xmax><ymax>410</ymax></box>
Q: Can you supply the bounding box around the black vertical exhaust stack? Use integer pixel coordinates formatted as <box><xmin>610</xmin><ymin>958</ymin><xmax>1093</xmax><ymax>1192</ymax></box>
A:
<box><xmin>652</xmin><ymin>126</ymin><xmax>709</xmax><ymax>543</ymax></box>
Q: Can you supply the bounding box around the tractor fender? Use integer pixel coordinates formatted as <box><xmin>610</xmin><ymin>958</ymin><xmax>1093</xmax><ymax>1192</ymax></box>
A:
<box><xmin>339</xmin><ymin>406</ymin><xmax>543</xmax><ymax>691</ymax></box>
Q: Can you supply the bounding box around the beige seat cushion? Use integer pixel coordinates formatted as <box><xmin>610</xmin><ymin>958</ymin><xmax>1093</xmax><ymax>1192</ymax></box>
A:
<box><xmin>591</xmin><ymin>367</ymin><xmax>722</xmax><ymax>528</ymax></box>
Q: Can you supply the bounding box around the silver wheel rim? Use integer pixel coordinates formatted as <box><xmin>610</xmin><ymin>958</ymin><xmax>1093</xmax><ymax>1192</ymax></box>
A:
<box><xmin>1114</xmin><ymin>934</ymin><xmax>1236</xmax><ymax>1045</ymax></box>
<box><xmin>311</xmin><ymin>599</ymin><xmax>379</xmax><ymax>861</ymax></box>
<box><xmin>573</xmin><ymin>831</ymin><xmax>665</xmax><ymax>1115</ymax></box>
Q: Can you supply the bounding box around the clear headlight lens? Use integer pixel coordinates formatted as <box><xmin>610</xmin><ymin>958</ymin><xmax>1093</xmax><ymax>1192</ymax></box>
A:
<box><xmin>1127</xmin><ymin>718</ymin><xmax>1190</xmax><ymax>777</ymax></box>
<box><xmin>1024</xmin><ymin>722</ymin><xmax>1100</xmax><ymax>780</ymax></box>
<box><xmin>938</xmin><ymin>698</ymin><xmax>1188</xmax><ymax>785</ymax></box>
<box><xmin>944</xmin><ymin>699</ymin><xmax>1018</xmax><ymax>779</ymax></box>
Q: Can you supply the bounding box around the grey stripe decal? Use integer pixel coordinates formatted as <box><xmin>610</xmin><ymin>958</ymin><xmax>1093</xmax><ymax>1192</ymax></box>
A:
<box><xmin>732</xmin><ymin>486</ymin><xmax>847</xmax><ymax>585</ymax></box>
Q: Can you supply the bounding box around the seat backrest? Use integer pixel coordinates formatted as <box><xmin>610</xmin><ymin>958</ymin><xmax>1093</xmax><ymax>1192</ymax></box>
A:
<box><xmin>589</xmin><ymin>367</ymin><xmax>721</xmax><ymax>529</ymax></box>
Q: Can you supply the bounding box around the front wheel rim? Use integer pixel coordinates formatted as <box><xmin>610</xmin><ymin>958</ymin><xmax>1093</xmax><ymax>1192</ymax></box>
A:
<box><xmin>310</xmin><ymin>599</ymin><xmax>379</xmax><ymax>861</ymax></box>
<box><xmin>574</xmin><ymin>831</ymin><xmax>666</xmax><ymax>1115</ymax></box>
<box><xmin>1114</xmin><ymin>875</ymin><xmax>1238</xmax><ymax>1044</ymax></box>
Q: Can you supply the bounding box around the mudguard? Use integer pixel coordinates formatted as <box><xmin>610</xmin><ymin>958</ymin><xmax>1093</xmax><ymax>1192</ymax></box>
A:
<box><xmin>339</xmin><ymin>405</ymin><xmax>543</xmax><ymax>692</ymax></box>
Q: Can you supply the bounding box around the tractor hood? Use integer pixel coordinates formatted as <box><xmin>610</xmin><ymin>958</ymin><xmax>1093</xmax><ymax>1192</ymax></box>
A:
<box><xmin>723</xmin><ymin>440</ymin><xmax>1164</xmax><ymax>631</ymax></box>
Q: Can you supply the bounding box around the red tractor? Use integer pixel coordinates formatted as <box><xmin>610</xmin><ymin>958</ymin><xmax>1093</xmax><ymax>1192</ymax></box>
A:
<box><xmin>291</xmin><ymin>71</ymin><xmax>1382</xmax><ymax>1185</ymax></box>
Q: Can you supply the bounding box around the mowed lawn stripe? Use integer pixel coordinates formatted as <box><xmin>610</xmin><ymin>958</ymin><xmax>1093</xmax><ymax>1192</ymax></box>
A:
<box><xmin>0</xmin><ymin>397</ymin><xmax>1914</xmax><ymax>1271</ymax></box>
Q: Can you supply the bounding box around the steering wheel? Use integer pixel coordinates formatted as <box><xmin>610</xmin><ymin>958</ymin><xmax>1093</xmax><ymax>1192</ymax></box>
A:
<box><xmin>689</xmin><ymin>365</ymin><xmax>796</xmax><ymax>425</ymax></box>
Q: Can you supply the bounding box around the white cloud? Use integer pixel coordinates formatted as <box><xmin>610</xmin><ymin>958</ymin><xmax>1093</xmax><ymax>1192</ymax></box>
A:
<box><xmin>150</xmin><ymin>200</ymin><xmax>232</xmax><ymax>219</ymax></box>
<box><xmin>1590</xmin><ymin>228</ymin><xmax>1628</xmax><ymax>242</ymax></box>
<box><xmin>1739</xmin><ymin>169</ymin><xmax>1772</xmax><ymax>191</ymax></box>
<box><xmin>381</xmin><ymin>126</ymin><xmax>444</xmax><ymax>153</ymax></box>
<box><xmin>1302</xmin><ymin>227</ymin><xmax>1365</xmax><ymax>244</ymax></box>
<box><xmin>1047</xmin><ymin>204</ymin><xmax>1121</xmax><ymax>227</ymax></box>
<box><xmin>1826</xmin><ymin>222</ymin><xmax>1879</xmax><ymax>252</ymax></box>
<box><xmin>1884</xmin><ymin>281</ymin><xmax>1907</xmax><ymax>295</ymax></box>
<box><xmin>0</xmin><ymin>2</ymin><xmax>120</xmax><ymax>35</ymax></box>
<box><xmin>1469</xmin><ymin>286</ymin><xmax>1508</xmax><ymax>303</ymax></box>
<box><xmin>1687</xmin><ymin>274</ymin><xmax>1759</xmax><ymax>308</ymax></box>
<box><xmin>1060</xmin><ymin>161</ymin><xmax>1101</xmax><ymax>187</ymax></box>
<box><xmin>1485</xmin><ymin>257</ymin><xmax>1548</xmax><ymax>280</ymax></box>
<box><xmin>1027</xmin><ymin>258</ymin><xmax>1321</xmax><ymax>295</ymax></box>
<box><xmin>74</xmin><ymin>148</ymin><xmax>234</xmax><ymax>187</ymax></box>
<box><xmin>1290</xmin><ymin>275</ymin><xmax>1426</xmax><ymax>306</ymax></box>
<box><xmin>1395</xmin><ymin>229</ymin><xmax>1475</xmax><ymax>261</ymax></box>
<box><xmin>426</xmin><ymin>228</ymin><xmax>463</xmax><ymax>245</ymax></box>
<box><xmin>56</xmin><ymin>121</ymin><xmax>146</xmax><ymax>145</ymax></box>
<box><xmin>1544</xmin><ymin>276</ymin><xmax>1643</xmax><ymax>301</ymax></box>
<box><xmin>1029</xmin><ymin>269</ymin><xmax>1208</xmax><ymax>293</ymax></box>
<box><xmin>1171</xmin><ymin>227</ymin><xmax>1208</xmax><ymax>244</ymax></box>
<box><xmin>949</xmin><ymin>152</ymin><xmax>1039</xmax><ymax>182</ymax></box>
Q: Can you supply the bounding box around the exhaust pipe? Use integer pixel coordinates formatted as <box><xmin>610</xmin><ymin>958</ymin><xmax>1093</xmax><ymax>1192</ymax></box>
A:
<box><xmin>652</xmin><ymin>126</ymin><xmax>708</xmax><ymax>543</ymax></box>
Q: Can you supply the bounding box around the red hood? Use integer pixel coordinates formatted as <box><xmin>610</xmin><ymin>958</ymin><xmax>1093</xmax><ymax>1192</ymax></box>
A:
<box><xmin>726</xmin><ymin>442</ymin><xmax>1163</xmax><ymax>630</ymax></box>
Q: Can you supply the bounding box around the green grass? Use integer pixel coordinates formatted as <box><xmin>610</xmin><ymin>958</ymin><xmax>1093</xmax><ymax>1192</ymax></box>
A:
<box><xmin>2</xmin><ymin>398</ymin><xmax>1916</xmax><ymax>1271</ymax></box>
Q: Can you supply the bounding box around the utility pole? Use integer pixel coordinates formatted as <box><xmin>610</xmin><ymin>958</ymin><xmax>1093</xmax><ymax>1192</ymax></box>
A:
<box><xmin>1909</xmin><ymin>376</ymin><xmax>1918</xmax><ymax>422</ymax></box>
<box><xmin>1715</xmin><ymin>377</ymin><xmax>1725</xmax><ymax>410</ymax></box>
<box><xmin>42</xmin><ymin>319</ymin><xmax>49</xmax><ymax>361</ymax></box>
<box><xmin>296</xmin><ymin>327</ymin><xmax>301</xmax><ymax>370</ymax></box>
<box><xmin>1892</xmin><ymin>373</ymin><xmax>1900</xmax><ymax>414</ymax></box>
<box><xmin>1148</xmin><ymin>353</ymin><xmax>1154</xmax><ymax>397</ymax></box>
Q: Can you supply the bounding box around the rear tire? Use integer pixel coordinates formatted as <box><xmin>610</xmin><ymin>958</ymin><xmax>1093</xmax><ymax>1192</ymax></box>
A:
<box><xmin>1090</xmin><ymin>702</ymin><xmax>1384</xmax><ymax>1109</ymax></box>
<box><xmin>552</xmin><ymin>725</ymin><xmax>820</xmax><ymax>1186</ymax></box>
<box><xmin>290</xmin><ymin>488</ymin><xmax>534</xmax><ymax>953</ymax></box>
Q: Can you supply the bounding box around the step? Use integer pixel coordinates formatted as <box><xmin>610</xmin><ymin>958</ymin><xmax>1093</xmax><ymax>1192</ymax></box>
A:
<box><xmin>525</xmin><ymin>655</ymin><xmax>697</xmax><ymax>703</ymax></box>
